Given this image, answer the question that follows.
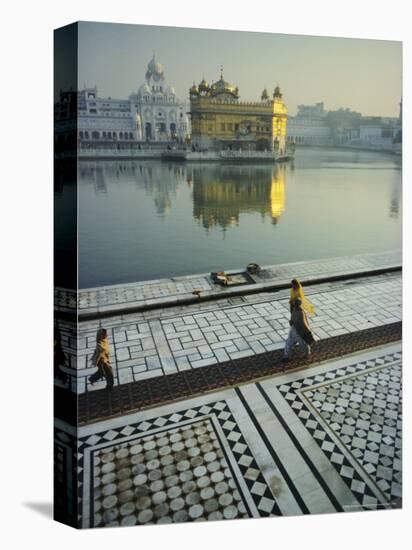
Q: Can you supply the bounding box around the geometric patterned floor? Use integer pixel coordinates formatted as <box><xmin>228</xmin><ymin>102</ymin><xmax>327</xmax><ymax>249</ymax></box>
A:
<box><xmin>54</xmin><ymin>343</ymin><xmax>402</xmax><ymax>528</ymax></box>
<box><xmin>81</xmin><ymin>401</ymin><xmax>280</xmax><ymax>527</ymax></box>
<box><xmin>277</xmin><ymin>350</ymin><xmax>402</xmax><ymax>509</ymax></box>
<box><xmin>91</xmin><ymin>419</ymin><xmax>250</xmax><ymax>526</ymax></box>
<box><xmin>56</xmin><ymin>272</ymin><xmax>401</xmax><ymax>394</ymax></box>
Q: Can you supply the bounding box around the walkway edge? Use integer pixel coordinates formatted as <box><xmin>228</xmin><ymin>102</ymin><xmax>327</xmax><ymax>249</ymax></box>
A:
<box><xmin>72</xmin><ymin>265</ymin><xmax>401</xmax><ymax>321</ymax></box>
<box><xmin>58</xmin><ymin>322</ymin><xmax>402</xmax><ymax>425</ymax></box>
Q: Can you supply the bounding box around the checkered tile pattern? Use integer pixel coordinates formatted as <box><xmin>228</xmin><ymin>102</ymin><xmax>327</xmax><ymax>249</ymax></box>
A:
<box><xmin>278</xmin><ymin>351</ymin><xmax>402</xmax><ymax>508</ymax></box>
<box><xmin>90</xmin><ymin>419</ymin><xmax>249</xmax><ymax>526</ymax></box>
<box><xmin>78</xmin><ymin>401</ymin><xmax>280</xmax><ymax>527</ymax></box>
<box><xmin>54</xmin><ymin>428</ymin><xmax>78</xmax><ymax>525</ymax></box>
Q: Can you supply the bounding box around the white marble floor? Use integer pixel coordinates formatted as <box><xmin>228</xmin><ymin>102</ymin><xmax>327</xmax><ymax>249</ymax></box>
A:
<box><xmin>54</xmin><ymin>250</ymin><xmax>400</xmax><ymax>314</ymax></box>
<box><xmin>55</xmin><ymin>342</ymin><xmax>402</xmax><ymax>528</ymax></box>
<box><xmin>56</xmin><ymin>272</ymin><xmax>401</xmax><ymax>393</ymax></box>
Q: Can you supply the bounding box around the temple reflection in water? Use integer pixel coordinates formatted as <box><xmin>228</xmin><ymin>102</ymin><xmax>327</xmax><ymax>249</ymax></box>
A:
<box><xmin>78</xmin><ymin>161</ymin><xmax>186</xmax><ymax>216</ymax></box>
<box><xmin>78</xmin><ymin>160</ymin><xmax>287</xmax><ymax>229</ymax></box>
<box><xmin>191</xmin><ymin>164</ymin><xmax>286</xmax><ymax>231</ymax></box>
<box><xmin>74</xmin><ymin>150</ymin><xmax>401</xmax><ymax>287</ymax></box>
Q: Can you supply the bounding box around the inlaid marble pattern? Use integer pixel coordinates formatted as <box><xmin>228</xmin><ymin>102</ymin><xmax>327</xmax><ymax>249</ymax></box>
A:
<box><xmin>55</xmin><ymin>344</ymin><xmax>402</xmax><ymax>528</ymax></box>
<box><xmin>54</xmin><ymin>428</ymin><xmax>78</xmax><ymax>526</ymax></box>
<box><xmin>91</xmin><ymin>420</ymin><xmax>248</xmax><ymax>526</ymax></box>
<box><xmin>78</xmin><ymin>400</ymin><xmax>280</xmax><ymax>527</ymax></box>
<box><xmin>277</xmin><ymin>350</ymin><xmax>402</xmax><ymax>508</ymax></box>
<box><xmin>70</xmin><ymin>273</ymin><xmax>401</xmax><ymax>393</ymax></box>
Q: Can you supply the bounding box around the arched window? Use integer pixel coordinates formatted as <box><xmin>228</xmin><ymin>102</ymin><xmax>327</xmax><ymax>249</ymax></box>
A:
<box><xmin>103</xmin><ymin>132</ymin><xmax>106</xmax><ymax>138</ymax></box>
<box><xmin>85</xmin><ymin>131</ymin><xmax>89</xmax><ymax>139</ymax></box>
<box><xmin>119</xmin><ymin>132</ymin><xmax>123</xmax><ymax>139</ymax></box>
<box><xmin>129</xmin><ymin>132</ymin><xmax>133</xmax><ymax>139</ymax></box>
<box><xmin>79</xmin><ymin>131</ymin><xmax>84</xmax><ymax>139</ymax></box>
<box><xmin>92</xmin><ymin>131</ymin><xmax>99</xmax><ymax>139</ymax></box>
<box><xmin>108</xmin><ymin>132</ymin><xmax>112</xmax><ymax>139</ymax></box>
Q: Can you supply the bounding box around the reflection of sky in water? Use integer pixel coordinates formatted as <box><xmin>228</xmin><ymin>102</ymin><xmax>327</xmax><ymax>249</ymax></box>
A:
<box><xmin>69</xmin><ymin>148</ymin><xmax>402</xmax><ymax>287</ymax></box>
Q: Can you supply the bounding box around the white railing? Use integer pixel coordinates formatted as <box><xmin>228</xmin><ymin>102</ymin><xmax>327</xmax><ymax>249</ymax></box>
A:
<box><xmin>77</xmin><ymin>147</ymin><xmax>293</xmax><ymax>161</ymax></box>
<box><xmin>78</xmin><ymin>148</ymin><xmax>162</xmax><ymax>158</ymax></box>
<box><xmin>220</xmin><ymin>150</ymin><xmax>276</xmax><ymax>159</ymax></box>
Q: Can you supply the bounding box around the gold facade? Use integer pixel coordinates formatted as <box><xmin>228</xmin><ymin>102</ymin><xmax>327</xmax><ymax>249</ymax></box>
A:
<box><xmin>190</xmin><ymin>72</ymin><xmax>288</xmax><ymax>153</ymax></box>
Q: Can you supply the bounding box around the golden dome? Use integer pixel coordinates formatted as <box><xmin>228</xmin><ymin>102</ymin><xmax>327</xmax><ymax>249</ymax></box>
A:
<box><xmin>208</xmin><ymin>66</ymin><xmax>239</xmax><ymax>98</ymax></box>
<box><xmin>210</xmin><ymin>77</ymin><xmax>238</xmax><ymax>98</ymax></box>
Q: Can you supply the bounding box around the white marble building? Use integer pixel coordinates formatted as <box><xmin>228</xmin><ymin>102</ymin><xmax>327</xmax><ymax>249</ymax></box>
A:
<box><xmin>77</xmin><ymin>87</ymin><xmax>137</xmax><ymax>145</ymax></box>
<box><xmin>77</xmin><ymin>56</ymin><xmax>190</xmax><ymax>147</ymax></box>
<box><xmin>287</xmin><ymin>102</ymin><xmax>331</xmax><ymax>145</ymax></box>
<box><xmin>129</xmin><ymin>56</ymin><xmax>190</xmax><ymax>142</ymax></box>
<box><xmin>287</xmin><ymin>118</ymin><xmax>332</xmax><ymax>145</ymax></box>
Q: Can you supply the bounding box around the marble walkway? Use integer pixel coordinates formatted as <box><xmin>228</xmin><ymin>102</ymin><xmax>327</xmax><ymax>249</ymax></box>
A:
<box><xmin>54</xmin><ymin>343</ymin><xmax>402</xmax><ymax>527</ymax></box>
<box><xmin>54</xmin><ymin>250</ymin><xmax>401</xmax><ymax>317</ymax></box>
<box><xmin>56</xmin><ymin>271</ymin><xmax>401</xmax><ymax>394</ymax></box>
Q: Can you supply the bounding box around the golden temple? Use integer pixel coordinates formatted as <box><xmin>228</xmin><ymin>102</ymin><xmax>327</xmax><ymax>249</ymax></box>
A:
<box><xmin>189</xmin><ymin>68</ymin><xmax>287</xmax><ymax>154</ymax></box>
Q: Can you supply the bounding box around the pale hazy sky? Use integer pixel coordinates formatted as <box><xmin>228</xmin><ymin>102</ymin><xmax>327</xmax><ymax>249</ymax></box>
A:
<box><xmin>77</xmin><ymin>21</ymin><xmax>402</xmax><ymax>117</ymax></box>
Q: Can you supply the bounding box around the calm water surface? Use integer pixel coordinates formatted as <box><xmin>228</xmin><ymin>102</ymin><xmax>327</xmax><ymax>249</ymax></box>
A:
<box><xmin>72</xmin><ymin>148</ymin><xmax>401</xmax><ymax>288</ymax></box>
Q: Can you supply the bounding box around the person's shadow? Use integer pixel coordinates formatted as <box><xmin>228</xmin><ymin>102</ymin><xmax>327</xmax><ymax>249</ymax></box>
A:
<box><xmin>23</xmin><ymin>502</ymin><xmax>53</xmax><ymax>519</ymax></box>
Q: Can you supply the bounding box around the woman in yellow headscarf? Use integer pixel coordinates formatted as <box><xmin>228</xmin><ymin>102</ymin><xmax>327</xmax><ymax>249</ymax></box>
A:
<box><xmin>290</xmin><ymin>278</ymin><xmax>316</xmax><ymax>316</ymax></box>
<box><xmin>88</xmin><ymin>328</ymin><xmax>114</xmax><ymax>389</ymax></box>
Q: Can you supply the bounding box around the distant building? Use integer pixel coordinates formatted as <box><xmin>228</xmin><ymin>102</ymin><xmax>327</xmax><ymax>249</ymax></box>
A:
<box><xmin>54</xmin><ymin>90</ymin><xmax>78</xmax><ymax>156</ymax></box>
<box><xmin>296</xmin><ymin>102</ymin><xmax>327</xmax><ymax>118</ymax></box>
<box><xmin>77</xmin><ymin>87</ymin><xmax>137</xmax><ymax>147</ymax></box>
<box><xmin>333</xmin><ymin>110</ymin><xmax>401</xmax><ymax>151</ymax></box>
<box><xmin>75</xmin><ymin>55</ymin><xmax>190</xmax><ymax>148</ymax></box>
<box><xmin>325</xmin><ymin>107</ymin><xmax>362</xmax><ymax>145</ymax></box>
<box><xmin>287</xmin><ymin>101</ymin><xmax>401</xmax><ymax>152</ymax></box>
<box><xmin>393</xmin><ymin>98</ymin><xmax>402</xmax><ymax>153</ymax></box>
<box><xmin>287</xmin><ymin>102</ymin><xmax>331</xmax><ymax>145</ymax></box>
<box><xmin>189</xmin><ymin>69</ymin><xmax>288</xmax><ymax>154</ymax></box>
<box><xmin>357</xmin><ymin>117</ymin><xmax>396</xmax><ymax>148</ymax></box>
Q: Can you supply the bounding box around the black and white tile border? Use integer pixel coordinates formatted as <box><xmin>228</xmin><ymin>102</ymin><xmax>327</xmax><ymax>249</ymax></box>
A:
<box><xmin>277</xmin><ymin>350</ymin><xmax>402</xmax><ymax>509</ymax></box>
<box><xmin>54</xmin><ymin>428</ymin><xmax>79</xmax><ymax>525</ymax></box>
<box><xmin>58</xmin><ymin>400</ymin><xmax>281</xmax><ymax>527</ymax></box>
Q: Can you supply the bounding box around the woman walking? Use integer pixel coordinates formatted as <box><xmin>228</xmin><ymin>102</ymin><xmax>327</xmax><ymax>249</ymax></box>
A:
<box><xmin>88</xmin><ymin>328</ymin><xmax>114</xmax><ymax>389</ymax></box>
<box><xmin>283</xmin><ymin>297</ymin><xmax>315</xmax><ymax>362</ymax></box>
<box><xmin>282</xmin><ymin>279</ymin><xmax>316</xmax><ymax>363</ymax></box>
<box><xmin>290</xmin><ymin>278</ymin><xmax>315</xmax><ymax>316</ymax></box>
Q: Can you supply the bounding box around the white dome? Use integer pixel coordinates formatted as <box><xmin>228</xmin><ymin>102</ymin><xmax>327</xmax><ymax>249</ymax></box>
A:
<box><xmin>146</xmin><ymin>55</ymin><xmax>165</xmax><ymax>82</ymax></box>
<box><xmin>138</xmin><ymin>83</ymin><xmax>151</xmax><ymax>96</ymax></box>
<box><xmin>148</xmin><ymin>56</ymin><xmax>164</xmax><ymax>74</ymax></box>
